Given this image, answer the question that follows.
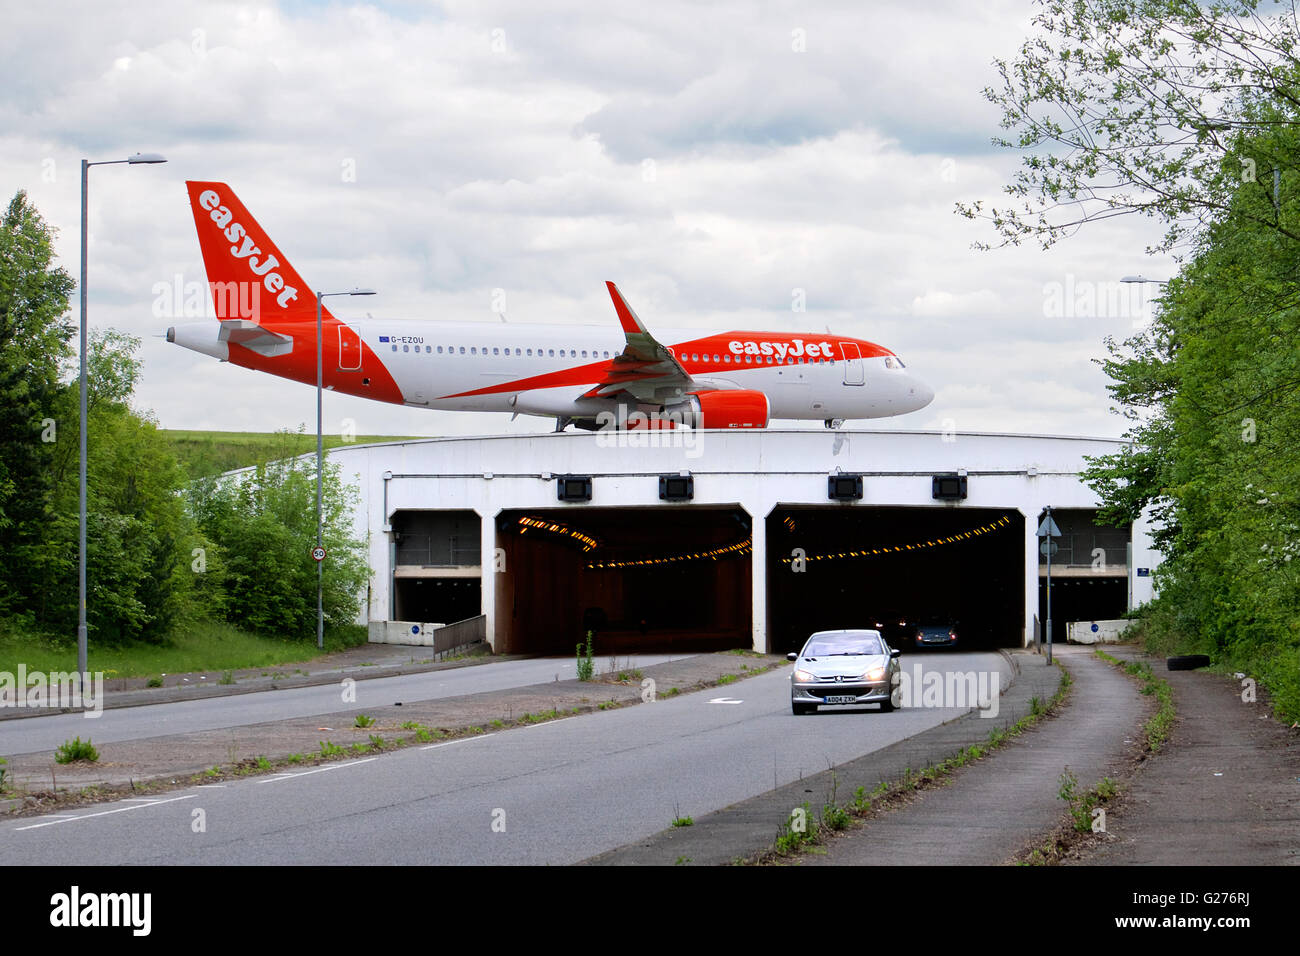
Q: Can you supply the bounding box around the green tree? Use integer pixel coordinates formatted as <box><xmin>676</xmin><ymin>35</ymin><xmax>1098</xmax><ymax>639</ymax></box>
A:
<box><xmin>29</xmin><ymin>330</ymin><xmax>204</xmax><ymax>643</ymax></box>
<box><xmin>968</xmin><ymin>2</ymin><xmax>1300</xmax><ymax>715</ymax></box>
<box><xmin>187</xmin><ymin>434</ymin><xmax>369</xmax><ymax>638</ymax></box>
<box><xmin>959</xmin><ymin>0</ymin><xmax>1300</xmax><ymax>253</ymax></box>
<box><xmin>0</xmin><ymin>191</ymin><xmax>75</xmax><ymax>618</ymax></box>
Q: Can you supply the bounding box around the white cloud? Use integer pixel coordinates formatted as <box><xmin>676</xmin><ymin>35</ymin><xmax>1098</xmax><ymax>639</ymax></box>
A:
<box><xmin>0</xmin><ymin>0</ymin><xmax>1181</xmax><ymax>441</ymax></box>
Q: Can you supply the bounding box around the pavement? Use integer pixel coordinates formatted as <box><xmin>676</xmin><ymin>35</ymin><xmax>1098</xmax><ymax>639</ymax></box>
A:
<box><xmin>803</xmin><ymin>644</ymin><xmax>1145</xmax><ymax>865</ymax></box>
<box><xmin>1072</xmin><ymin>647</ymin><xmax>1300</xmax><ymax>865</ymax></box>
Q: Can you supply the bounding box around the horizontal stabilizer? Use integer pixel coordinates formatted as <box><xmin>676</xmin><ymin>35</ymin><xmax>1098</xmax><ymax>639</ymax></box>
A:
<box><xmin>218</xmin><ymin>319</ymin><xmax>294</xmax><ymax>358</ymax></box>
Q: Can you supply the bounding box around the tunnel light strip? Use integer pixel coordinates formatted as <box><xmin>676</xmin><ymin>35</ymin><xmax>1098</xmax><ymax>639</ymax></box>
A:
<box><xmin>778</xmin><ymin>515</ymin><xmax>1013</xmax><ymax>565</ymax></box>
<box><xmin>516</xmin><ymin>516</ymin><xmax>599</xmax><ymax>552</ymax></box>
<box><xmin>586</xmin><ymin>539</ymin><xmax>752</xmax><ymax>570</ymax></box>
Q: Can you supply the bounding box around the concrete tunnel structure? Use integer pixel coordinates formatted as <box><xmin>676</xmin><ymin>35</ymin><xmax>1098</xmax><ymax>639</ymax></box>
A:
<box><xmin>319</xmin><ymin>429</ymin><xmax>1160</xmax><ymax>655</ymax></box>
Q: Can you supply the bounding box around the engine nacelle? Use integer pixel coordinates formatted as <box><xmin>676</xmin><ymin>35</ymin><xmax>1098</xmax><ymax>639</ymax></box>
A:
<box><xmin>665</xmin><ymin>390</ymin><xmax>770</xmax><ymax>429</ymax></box>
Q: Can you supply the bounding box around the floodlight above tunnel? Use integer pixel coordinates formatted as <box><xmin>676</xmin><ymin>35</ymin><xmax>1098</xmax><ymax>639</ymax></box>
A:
<box><xmin>932</xmin><ymin>473</ymin><xmax>968</xmax><ymax>501</ymax></box>
<box><xmin>556</xmin><ymin>475</ymin><xmax>593</xmax><ymax>502</ymax></box>
<box><xmin>659</xmin><ymin>474</ymin><xmax>694</xmax><ymax>501</ymax></box>
<box><xmin>827</xmin><ymin>474</ymin><xmax>864</xmax><ymax>501</ymax></box>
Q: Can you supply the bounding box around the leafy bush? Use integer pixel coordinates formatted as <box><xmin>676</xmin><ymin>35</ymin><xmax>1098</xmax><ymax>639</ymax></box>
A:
<box><xmin>54</xmin><ymin>737</ymin><xmax>99</xmax><ymax>764</ymax></box>
<box><xmin>575</xmin><ymin>630</ymin><xmax>595</xmax><ymax>682</ymax></box>
<box><xmin>186</xmin><ymin>436</ymin><xmax>368</xmax><ymax>640</ymax></box>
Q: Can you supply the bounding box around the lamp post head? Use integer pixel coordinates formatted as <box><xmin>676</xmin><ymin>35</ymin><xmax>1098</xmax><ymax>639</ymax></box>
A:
<box><xmin>127</xmin><ymin>152</ymin><xmax>167</xmax><ymax>164</ymax></box>
<box><xmin>320</xmin><ymin>288</ymin><xmax>378</xmax><ymax>302</ymax></box>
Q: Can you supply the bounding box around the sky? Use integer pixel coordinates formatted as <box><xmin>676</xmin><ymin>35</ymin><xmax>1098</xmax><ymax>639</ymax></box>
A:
<box><xmin>2</xmin><ymin>0</ymin><xmax>1178</xmax><ymax>440</ymax></box>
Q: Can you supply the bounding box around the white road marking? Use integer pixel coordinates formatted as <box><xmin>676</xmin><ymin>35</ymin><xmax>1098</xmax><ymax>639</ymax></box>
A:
<box><xmin>420</xmin><ymin>736</ymin><xmax>486</xmax><ymax>752</ymax></box>
<box><xmin>15</xmin><ymin>794</ymin><xmax>197</xmax><ymax>831</ymax></box>
<box><xmin>707</xmin><ymin>698</ymin><xmax>744</xmax><ymax>705</ymax></box>
<box><xmin>516</xmin><ymin>714</ymin><xmax>579</xmax><ymax>731</ymax></box>
<box><xmin>256</xmin><ymin>758</ymin><xmax>377</xmax><ymax>783</ymax></box>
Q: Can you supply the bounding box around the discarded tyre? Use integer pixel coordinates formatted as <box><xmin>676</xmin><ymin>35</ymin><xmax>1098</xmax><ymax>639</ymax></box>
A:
<box><xmin>1166</xmin><ymin>654</ymin><xmax>1211</xmax><ymax>671</ymax></box>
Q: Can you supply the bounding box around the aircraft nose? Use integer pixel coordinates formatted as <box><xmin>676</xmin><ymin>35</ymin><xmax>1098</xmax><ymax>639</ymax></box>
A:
<box><xmin>910</xmin><ymin>375</ymin><xmax>935</xmax><ymax>411</ymax></box>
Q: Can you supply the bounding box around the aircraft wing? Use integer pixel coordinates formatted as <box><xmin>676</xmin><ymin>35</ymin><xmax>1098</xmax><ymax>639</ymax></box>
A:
<box><xmin>583</xmin><ymin>282</ymin><xmax>697</xmax><ymax>403</ymax></box>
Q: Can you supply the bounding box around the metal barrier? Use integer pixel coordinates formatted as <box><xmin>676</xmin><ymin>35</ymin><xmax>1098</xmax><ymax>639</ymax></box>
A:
<box><xmin>432</xmin><ymin>614</ymin><xmax>486</xmax><ymax>655</ymax></box>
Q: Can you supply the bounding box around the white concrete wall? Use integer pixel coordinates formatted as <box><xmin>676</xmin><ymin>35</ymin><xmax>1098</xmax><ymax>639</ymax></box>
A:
<box><xmin>319</xmin><ymin>428</ymin><xmax>1160</xmax><ymax>650</ymax></box>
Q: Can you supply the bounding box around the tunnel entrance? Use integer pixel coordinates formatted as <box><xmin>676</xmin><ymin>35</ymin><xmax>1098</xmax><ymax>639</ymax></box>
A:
<box><xmin>1038</xmin><ymin>578</ymin><xmax>1129</xmax><ymax>645</ymax></box>
<box><xmin>393</xmin><ymin>577</ymin><xmax>481</xmax><ymax>624</ymax></box>
<box><xmin>1037</xmin><ymin>508</ymin><xmax>1131</xmax><ymax>645</ymax></box>
<box><xmin>390</xmin><ymin>509</ymin><xmax>483</xmax><ymax>625</ymax></box>
<box><xmin>767</xmin><ymin>506</ymin><xmax>1025</xmax><ymax>655</ymax></box>
<box><xmin>495</xmin><ymin>506</ymin><xmax>752</xmax><ymax>655</ymax></box>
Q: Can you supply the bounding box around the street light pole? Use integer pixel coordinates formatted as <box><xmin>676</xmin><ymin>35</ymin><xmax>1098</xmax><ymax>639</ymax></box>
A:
<box><xmin>1045</xmin><ymin>506</ymin><xmax>1053</xmax><ymax>666</ymax></box>
<box><xmin>316</xmin><ymin>289</ymin><xmax>375</xmax><ymax>649</ymax></box>
<box><xmin>78</xmin><ymin>152</ymin><xmax>166</xmax><ymax>678</ymax></box>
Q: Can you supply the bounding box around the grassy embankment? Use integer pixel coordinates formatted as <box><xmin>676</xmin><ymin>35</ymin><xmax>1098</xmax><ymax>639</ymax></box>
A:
<box><xmin>160</xmin><ymin>429</ymin><xmax>421</xmax><ymax>479</ymax></box>
<box><xmin>0</xmin><ymin>621</ymin><xmax>368</xmax><ymax>679</ymax></box>
<box><xmin>2</xmin><ymin>429</ymin><xmax>415</xmax><ymax>676</ymax></box>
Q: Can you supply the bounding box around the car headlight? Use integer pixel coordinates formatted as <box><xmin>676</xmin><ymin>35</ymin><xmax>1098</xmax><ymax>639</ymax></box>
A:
<box><xmin>862</xmin><ymin>666</ymin><xmax>887</xmax><ymax>681</ymax></box>
<box><xmin>793</xmin><ymin>669</ymin><xmax>817</xmax><ymax>682</ymax></box>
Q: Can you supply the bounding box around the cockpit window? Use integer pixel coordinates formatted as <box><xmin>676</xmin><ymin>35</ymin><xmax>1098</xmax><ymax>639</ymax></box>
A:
<box><xmin>885</xmin><ymin>356</ymin><xmax>906</xmax><ymax>370</ymax></box>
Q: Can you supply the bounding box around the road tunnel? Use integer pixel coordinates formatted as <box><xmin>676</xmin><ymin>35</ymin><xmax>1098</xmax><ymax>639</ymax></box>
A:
<box><xmin>494</xmin><ymin>506</ymin><xmax>753</xmax><ymax>655</ymax></box>
<box><xmin>767</xmin><ymin>506</ymin><xmax>1025</xmax><ymax>655</ymax></box>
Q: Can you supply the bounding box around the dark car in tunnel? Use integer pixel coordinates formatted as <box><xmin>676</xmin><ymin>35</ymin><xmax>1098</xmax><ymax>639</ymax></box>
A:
<box><xmin>913</xmin><ymin>619</ymin><xmax>960</xmax><ymax>649</ymax></box>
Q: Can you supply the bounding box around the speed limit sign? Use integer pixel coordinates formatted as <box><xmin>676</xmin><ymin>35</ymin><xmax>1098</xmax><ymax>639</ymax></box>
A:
<box><xmin>311</xmin><ymin>546</ymin><xmax>327</xmax><ymax>562</ymax></box>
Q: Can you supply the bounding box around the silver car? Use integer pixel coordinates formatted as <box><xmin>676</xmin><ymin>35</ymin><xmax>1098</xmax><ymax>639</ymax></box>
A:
<box><xmin>787</xmin><ymin>629</ymin><xmax>903</xmax><ymax>715</ymax></box>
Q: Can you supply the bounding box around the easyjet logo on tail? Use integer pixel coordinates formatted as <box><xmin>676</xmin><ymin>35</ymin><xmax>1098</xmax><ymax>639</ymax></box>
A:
<box><xmin>196</xmin><ymin>189</ymin><xmax>300</xmax><ymax>310</ymax></box>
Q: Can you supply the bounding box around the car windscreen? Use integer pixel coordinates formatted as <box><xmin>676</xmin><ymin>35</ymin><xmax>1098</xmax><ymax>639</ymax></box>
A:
<box><xmin>803</xmin><ymin>635</ymin><xmax>884</xmax><ymax>657</ymax></box>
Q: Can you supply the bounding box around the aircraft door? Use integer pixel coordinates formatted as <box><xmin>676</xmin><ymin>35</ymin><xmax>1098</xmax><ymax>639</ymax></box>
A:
<box><xmin>840</xmin><ymin>342</ymin><xmax>864</xmax><ymax>385</ymax></box>
<box><xmin>338</xmin><ymin>325</ymin><xmax>363</xmax><ymax>371</ymax></box>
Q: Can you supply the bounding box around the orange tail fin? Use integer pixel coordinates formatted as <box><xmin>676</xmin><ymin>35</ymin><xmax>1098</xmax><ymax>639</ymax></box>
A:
<box><xmin>185</xmin><ymin>181</ymin><xmax>315</xmax><ymax>326</ymax></box>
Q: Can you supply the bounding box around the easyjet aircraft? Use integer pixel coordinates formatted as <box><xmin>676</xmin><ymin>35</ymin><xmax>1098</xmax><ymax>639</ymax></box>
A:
<box><xmin>168</xmin><ymin>181</ymin><xmax>934</xmax><ymax>430</ymax></box>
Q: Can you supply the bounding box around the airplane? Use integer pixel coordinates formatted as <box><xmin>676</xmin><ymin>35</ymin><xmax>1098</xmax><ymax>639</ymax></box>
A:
<box><xmin>167</xmin><ymin>181</ymin><xmax>935</xmax><ymax>431</ymax></box>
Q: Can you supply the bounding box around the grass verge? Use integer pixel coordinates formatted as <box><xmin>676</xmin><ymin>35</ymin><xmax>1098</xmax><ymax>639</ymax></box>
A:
<box><xmin>1093</xmin><ymin>648</ymin><xmax>1175</xmax><ymax>753</ymax></box>
<box><xmin>0</xmin><ymin>620</ymin><xmax>367</xmax><ymax>679</ymax></box>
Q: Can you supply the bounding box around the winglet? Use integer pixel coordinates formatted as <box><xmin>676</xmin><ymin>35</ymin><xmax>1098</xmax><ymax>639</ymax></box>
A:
<box><xmin>606</xmin><ymin>281</ymin><xmax>648</xmax><ymax>335</ymax></box>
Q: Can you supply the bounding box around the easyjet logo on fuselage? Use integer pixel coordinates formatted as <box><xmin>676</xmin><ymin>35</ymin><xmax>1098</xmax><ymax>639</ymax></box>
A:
<box><xmin>197</xmin><ymin>190</ymin><xmax>300</xmax><ymax>310</ymax></box>
<box><xmin>728</xmin><ymin>338</ymin><xmax>835</xmax><ymax>360</ymax></box>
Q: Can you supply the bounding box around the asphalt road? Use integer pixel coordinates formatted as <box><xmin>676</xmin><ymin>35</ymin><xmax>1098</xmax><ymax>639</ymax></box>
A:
<box><xmin>0</xmin><ymin>654</ymin><xmax>684</xmax><ymax>756</ymax></box>
<box><xmin>2</xmin><ymin>651</ymin><xmax>1009</xmax><ymax>865</ymax></box>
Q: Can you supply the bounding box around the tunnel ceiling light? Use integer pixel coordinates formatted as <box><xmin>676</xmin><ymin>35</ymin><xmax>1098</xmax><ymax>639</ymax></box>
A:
<box><xmin>587</xmin><ymin>538</ymin><xmax>751</xmax><ymax>570</ymax></box>
<box><xmin>779</xmin><ymin>515</ymin><xmax>1012</xmax><ymax>565</ymax></box>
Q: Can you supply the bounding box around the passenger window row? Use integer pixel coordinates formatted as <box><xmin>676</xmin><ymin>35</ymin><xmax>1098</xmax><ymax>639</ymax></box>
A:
<box><xmin>391</xmin><ymin>345</ymin><xmax>616</xmax><ymax>358</ymax></box>
<box><xmin>387</xmin><ymin>344</ymin><xmax>843</xmax><ymax>366</ymax></box>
